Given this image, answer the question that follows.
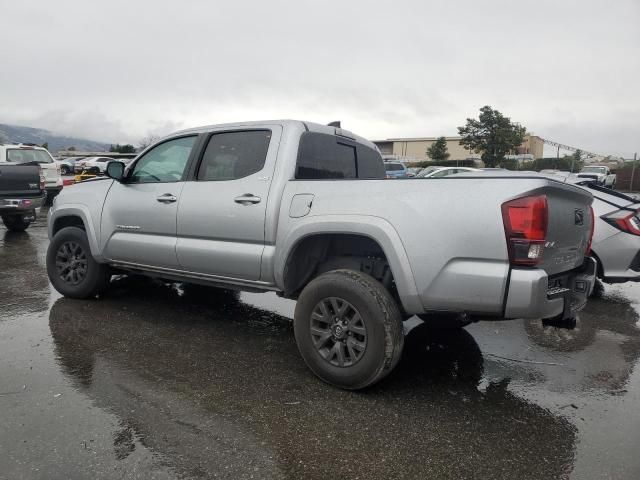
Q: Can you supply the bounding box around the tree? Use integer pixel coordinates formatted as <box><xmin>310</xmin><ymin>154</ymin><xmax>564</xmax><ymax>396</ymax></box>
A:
<box><xmin>41</xmin><ymin>142</ymin><xmax>49</xmax><ymax>150</ymax></box>
<box><xmin>427</xmin><ymin>136</ymin><xmax>450</xmax><ymax>161</ymax></box>
<box><xmin>458</xmin><ymin>106</ymin><xmax>527</xmax><ymax>167</ymax></box>
<box><xmin>569</xmin><ymin>149</ymin><xmax>583</xmax><ymax>172</ymax></box>
<box><xmin>138</xmin><ymin>134</ymin><xmax>161</xmax><ymax>150</ymax></box>
<box><xmin>67</xmin><ymin>146</ymin><xmax>76</xmax><ymax>151</ymax></box>
<box><xmin>109</xmin><ymin>144</ymin><xmax>136</xmax><ymax>153</ymax></box>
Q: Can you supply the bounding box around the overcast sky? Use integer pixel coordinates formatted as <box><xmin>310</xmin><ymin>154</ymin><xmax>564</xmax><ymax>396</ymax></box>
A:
<box><xmin>0</xmin><ymin>0</ymin><xmax>638</xmax><ymax>157</ymax></box>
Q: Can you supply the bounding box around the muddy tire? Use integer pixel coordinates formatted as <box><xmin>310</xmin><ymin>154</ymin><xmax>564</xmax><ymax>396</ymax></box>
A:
<box><xmin>294</xmin><ymin>269</ymin><xmax>404</xmax><ymax>390</ymax></box>
<box><xmin>46</xmin><ymin>226</ymin><xmax>111</xmax><ymax>299</ymax></box>
<box><xmin>2</xmin><ymin>214</ymin><xmax>32</xmax><ymax>232</ymax></box>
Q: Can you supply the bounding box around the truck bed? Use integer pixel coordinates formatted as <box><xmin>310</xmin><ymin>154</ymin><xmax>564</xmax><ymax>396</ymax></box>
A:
<box><xmin>276</xmin><ymin>174</ymin><xmax>593</xmax><ymax>316</ymax></box>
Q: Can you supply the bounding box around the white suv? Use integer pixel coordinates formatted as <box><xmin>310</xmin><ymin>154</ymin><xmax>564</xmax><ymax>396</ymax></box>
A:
<box><xmin>0</xmin><ymin>144</ymin><xmax>63</xmax><ymax>203</ymax></box>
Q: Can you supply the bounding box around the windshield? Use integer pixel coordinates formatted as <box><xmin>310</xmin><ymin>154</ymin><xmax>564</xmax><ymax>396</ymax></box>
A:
<box><xmin>6</xmin><ymin>148</ymin><xmax>54</xmax><ymax>164</ymax></box>
<box><xmin>581</xmin><ymin>166</ymin><xmax>606</xmax><ymax>173</ymax></box>
<box><xmin>385</xmin><ymin>163</ymin><xmax>405</xmax><ymax>171</ymax></box>
<box><xmin>417</xmin><ymin>166</ymin><xmax>440</xmax><ymax>177</ymax></box>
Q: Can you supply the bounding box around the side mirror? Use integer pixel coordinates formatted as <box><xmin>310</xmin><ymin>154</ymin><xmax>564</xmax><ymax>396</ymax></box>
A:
<box><xmin>106</xmin><ymin>161</ymin><xmax>125</xmax><ymax>181</ymax></box>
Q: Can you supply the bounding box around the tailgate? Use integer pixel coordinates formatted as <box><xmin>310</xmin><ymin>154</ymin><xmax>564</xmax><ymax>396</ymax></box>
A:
<box><xmin>540</xmin><ymin>183</ymin><xmax>594</xmax><ymax>276</ymax></box>
<box><xmin>40</xmin><ymin>163</ymin><xmax>60</xmax><ymax>182</ymax></box>
<box><xmin>0</xmin><ymin>165</ymin><xmax>42</xmax><ymax>197</ymax></box>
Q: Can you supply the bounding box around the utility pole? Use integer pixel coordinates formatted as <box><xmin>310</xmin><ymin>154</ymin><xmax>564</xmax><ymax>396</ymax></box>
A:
<box><xmin>631</xmin><ymin>152</ymin><xmax>638</xmax><ymax>192</ymax></box>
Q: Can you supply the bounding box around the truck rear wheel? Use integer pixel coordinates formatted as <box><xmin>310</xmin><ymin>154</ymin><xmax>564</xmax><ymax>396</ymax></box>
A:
<box><xmin>46</xmin><ymin>226</ymin><xmax>111</xmax><ymax>299</ymax></box>
<box><xmin>2</xmin><ymin>214</ymin><xmax>32</xmax><ymax>232</ymax></box>
<box><xmin>294</xmin><ymin>269</ymin><xmax>404</xmax><ymax>390</ymax></box>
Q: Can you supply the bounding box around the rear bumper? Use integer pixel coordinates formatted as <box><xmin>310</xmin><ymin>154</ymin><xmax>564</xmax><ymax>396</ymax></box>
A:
<box><xmin>0</xmin><ymin>194</ymin><xmax>45</xmax><ymax>215</ymax></box>
<box><xmin>504</xmin><ymin>257</ymin><xmax>596</xmax><ymax>320</ymax></box>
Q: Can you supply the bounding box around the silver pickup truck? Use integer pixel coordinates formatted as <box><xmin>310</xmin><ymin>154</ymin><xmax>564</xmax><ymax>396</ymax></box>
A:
<box><xmin>46</xmin><ymin>120</ymin><xmax>596</xmax><ymax>389</ymax></box>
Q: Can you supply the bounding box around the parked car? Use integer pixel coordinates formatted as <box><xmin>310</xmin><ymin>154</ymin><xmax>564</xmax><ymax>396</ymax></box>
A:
<box><xmin>536</xmin><ymin>172</ymin><xmax>640</xmax><ymax>287</ymax></box>
<box><xmin>0</xmin><ymin>144</ymin><xmax>63</xmax><ymax>203</ymax></box>
<box><xmin>417</xmin><ymin>166</ymin><xmax>480</xmax><ymax>178</ymax></box>
<box><xmin>47</xmin><ymin>120</ymin><xmax>596</xmax><ymax>389</ymax></box>
<box><xmin>74</xmin><ymin>156</ymin><xmax>115</xmax><ymax>174</ymax></box>
<box><xmin>0</xmin><ymin>161</ymin><xmax>46</xmax><ymax>231</ymax></box>
<box><xmin>577</xmin><ymin>165</ymin><xmax>616</xmax><ymax>188</ymax></box>
<box><xmin>55</xmin><ymin>156</ymin><xmax>85</xmax><ymax>175</ymax></box>
<box><xmin>406</xmin><ymin>167</ymin><xmax>423</xmax><ymax>177</ymax></box>
<box><xmin>565</xmin><ymin>179</ymin><xmax>640</xmax><ymax>284</ymax></box>
<box><xmin>384</xmin><ymin>161</ymin><xmax>408</xmax><ymax>178</ymax></box>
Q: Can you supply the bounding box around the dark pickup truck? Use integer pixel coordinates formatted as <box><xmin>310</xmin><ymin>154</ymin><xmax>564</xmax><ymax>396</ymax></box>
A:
<box><xmin>0</xmin><ymin>164</ymin><xmax>46</xmax><ymax>231</ymax></box>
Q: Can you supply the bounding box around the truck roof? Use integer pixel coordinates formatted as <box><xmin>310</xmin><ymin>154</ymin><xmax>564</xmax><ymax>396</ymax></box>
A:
<box><xmin>0</xmin><ymin>144</ymin><xmax>49</xmax><ymax>151</ymax></box>
<box><xmin>169</xmin><ymin>119</ymin><xmax>378</xmax><ymax>151</ymax></box>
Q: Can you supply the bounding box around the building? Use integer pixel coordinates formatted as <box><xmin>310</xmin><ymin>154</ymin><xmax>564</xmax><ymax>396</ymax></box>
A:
<box><xmin>373</xmin><ymin>134</ymin><xmax>544</xmax><ymax>163</ymax></box>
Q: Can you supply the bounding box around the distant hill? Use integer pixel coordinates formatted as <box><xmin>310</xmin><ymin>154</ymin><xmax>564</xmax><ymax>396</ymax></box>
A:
<box><xmin>0</xmin><ymin>123</ymin><xmax>109</xmax><ymax>153</ymax></box>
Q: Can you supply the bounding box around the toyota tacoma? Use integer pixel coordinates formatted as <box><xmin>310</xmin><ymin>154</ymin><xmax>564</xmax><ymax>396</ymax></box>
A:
<box><xmin>46</xmin><ymin>120</ymin><xmax>596</xmax><ymax>389</ymax></box>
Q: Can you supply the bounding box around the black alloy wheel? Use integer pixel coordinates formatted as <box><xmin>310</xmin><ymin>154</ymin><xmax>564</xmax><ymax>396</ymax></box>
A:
<box><xmin>310</xmin><ymin>297</ymin><xmax>368</xmax><ymax>367</ymax></box>
<box><xmin>55</xmin><ymin>241</ymin><xmax>88</xmax><ymax>285</ymax></box>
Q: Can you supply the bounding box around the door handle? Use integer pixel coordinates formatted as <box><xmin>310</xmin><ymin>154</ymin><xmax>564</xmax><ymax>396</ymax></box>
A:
<box><xmin>234</xmin><ymin>194</ymin><xmax>261</xmax><ymax>205</ymax></box>
<box><xmin>156</xmin><ymin>193</ymin><xmax>177</xmax><ymax>203</ymax></box>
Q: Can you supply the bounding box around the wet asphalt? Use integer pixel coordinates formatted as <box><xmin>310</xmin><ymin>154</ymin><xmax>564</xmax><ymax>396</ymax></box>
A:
<box><xmin>1</xmin><ymin>215</ymin><xmax>639</xmax><ymax>480</ymax></box>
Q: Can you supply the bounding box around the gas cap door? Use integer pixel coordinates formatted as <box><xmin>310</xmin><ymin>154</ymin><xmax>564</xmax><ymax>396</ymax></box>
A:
<box><xmin>289</xmin><ymin>194</ymin><xmax>315</xmax><ymax>218</ymax></box>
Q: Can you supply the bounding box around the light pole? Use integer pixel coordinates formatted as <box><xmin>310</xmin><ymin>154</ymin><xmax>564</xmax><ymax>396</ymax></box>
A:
<box><xmin>631</xmin><ymin>152</ymin><xmax>638</xmax><ymax>192</ymax></box>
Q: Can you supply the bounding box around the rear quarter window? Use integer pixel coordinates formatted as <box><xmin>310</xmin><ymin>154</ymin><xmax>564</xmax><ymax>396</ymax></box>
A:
<box><xmin>296</xmin><ymin>132</ymin><xmax>384</xmax><ymax>179</ymax></box>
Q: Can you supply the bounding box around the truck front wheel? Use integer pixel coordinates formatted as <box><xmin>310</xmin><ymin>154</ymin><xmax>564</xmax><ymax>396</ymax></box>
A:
<box><xmin>46</xmin><ymin>226</ymin><xmax>111</xmax><ymax>299</ymax></box>
<box><xmin>294</xmin><ymin>269</ymin><xmax>404</xmax><ymax>390</ymax></box>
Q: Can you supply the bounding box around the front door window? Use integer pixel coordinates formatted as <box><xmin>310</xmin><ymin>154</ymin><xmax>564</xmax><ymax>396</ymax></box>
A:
<box><xmin>130</xmin><ymin>136</ymin><xmax>196</xmax><ymax>183</ymax></box>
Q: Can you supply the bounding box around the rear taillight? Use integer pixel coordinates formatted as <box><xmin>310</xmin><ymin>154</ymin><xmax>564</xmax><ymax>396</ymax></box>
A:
<box><xmin>602</xmin><ymin>209</ymin><xmax>640</xmax><ymax>236</ymax></box>
<box><xmin>39</xmin><ymin>173</ymin><xmax>46</xmax><ymax>190</ymax></box>
<box><xmin>501</xmin><ymin>194</ymin><xmax>548</xmax><ymax>266</ymax></box>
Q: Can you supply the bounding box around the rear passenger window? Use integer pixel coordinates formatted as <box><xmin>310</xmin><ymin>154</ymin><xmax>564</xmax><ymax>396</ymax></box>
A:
<box><xmin>296</xmin><ymin>132</ymin><xmax>384</xmax><ymax>179</ymax></box>
<box><xmin>197</xmin><ymin>130</ymin><xmax>271</xmax><ymax>181</ymax></box>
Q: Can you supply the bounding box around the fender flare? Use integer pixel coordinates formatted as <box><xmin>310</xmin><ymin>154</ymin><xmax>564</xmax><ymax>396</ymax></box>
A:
<box><xmin>274</xmin><ymin>214</ymin><xmax>423</xmax><ymax>314</ymax></box>
<box><xmin>48</xmin><ymin>204</ymin><xmax>104</xmax><ymax>262</ymax></box>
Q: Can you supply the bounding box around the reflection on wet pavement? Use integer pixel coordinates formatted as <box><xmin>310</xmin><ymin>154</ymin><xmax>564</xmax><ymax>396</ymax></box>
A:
<box><xmin>1</xmin><ymin>219</ymin><xmax>640</xmax><ymax>479</ymax></box>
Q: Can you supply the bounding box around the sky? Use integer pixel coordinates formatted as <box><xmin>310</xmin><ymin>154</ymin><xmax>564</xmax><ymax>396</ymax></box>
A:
<box><xmin>0</xmin><ymin>0</ymin><xmax>638</xmax><ymax>158</ymax></box>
